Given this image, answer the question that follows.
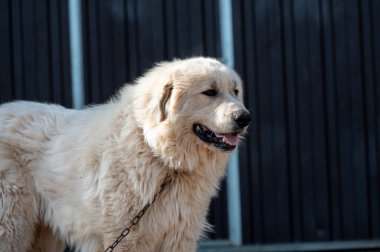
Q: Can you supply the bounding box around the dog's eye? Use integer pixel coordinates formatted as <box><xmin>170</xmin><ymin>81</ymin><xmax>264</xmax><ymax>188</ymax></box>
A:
<box><xmin>202</xmin><ymin>89</ymin><xmax>217</xmax><ymax>97</ymax></box>
<box><xmin>234</xmin><ymin>89</ymin><xmax>239</xmax><ymax>96</ymax></box>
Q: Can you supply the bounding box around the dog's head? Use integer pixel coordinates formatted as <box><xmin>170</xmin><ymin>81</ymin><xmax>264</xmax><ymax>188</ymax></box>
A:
<box><xmin>131</xmin><ymin>57</ymin><xmax>250</xmax><ymax>171</ymax></box>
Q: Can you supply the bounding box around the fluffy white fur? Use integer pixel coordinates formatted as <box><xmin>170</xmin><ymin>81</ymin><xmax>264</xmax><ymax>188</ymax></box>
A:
<box><xmin>0</xmin><ymin>57</ymin><xmax>250</xmax><ymax>252</ymax></box>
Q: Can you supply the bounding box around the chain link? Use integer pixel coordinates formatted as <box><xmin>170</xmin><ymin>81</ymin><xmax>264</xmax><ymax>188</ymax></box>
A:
<box><xmin>104</xmin><ymin>176</ymin><xmax>172</xmax><ymax>252</ymax></box>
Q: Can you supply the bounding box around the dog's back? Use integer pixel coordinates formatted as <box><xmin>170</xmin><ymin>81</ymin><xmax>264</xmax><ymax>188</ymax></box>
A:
<box><xmin>0</xmin><ymin>101</ymin><xmax>70</xmax><ymax>251</ymax></box>
<box><xmin>0</xmin><ymin>101</ymin><xmax>69</xmax><ymax>141</ymax></box>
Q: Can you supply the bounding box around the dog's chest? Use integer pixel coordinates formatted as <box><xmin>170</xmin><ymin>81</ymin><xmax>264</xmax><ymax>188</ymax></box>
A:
<box><xmin>116</xmin><ymin>181</ymin><xmax>210</xmax><ymax>251</ymax></box>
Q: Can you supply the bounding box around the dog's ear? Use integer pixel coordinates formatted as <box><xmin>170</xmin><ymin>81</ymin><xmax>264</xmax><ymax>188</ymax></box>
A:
<box><xmin>159</xmin><ymin>83</ymin><xmax>173</xmax><ymax>121</ymax></box>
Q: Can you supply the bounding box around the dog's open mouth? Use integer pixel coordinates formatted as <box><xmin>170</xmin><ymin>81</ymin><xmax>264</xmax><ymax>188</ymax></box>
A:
<box><xmin>193</xmin><ymin>124</ymin><xmax>240</xmax><ymax>151</ymax></box>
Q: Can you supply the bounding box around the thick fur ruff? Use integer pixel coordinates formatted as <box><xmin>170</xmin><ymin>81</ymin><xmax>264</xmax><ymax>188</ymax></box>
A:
<box><xmin>0</xmin><ymin>57</ymin><xmax>250</xmax><ymax>251</ymax></box>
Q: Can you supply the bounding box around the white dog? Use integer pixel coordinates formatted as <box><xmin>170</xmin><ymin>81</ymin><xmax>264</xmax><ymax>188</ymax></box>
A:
<box><xmin>0</xmin><ymin>57</ymin><xmax>250</xmax><ymax>251</ymax></box>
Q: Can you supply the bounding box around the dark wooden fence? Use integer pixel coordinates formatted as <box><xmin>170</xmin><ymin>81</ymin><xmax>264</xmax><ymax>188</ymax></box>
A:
<box><xmin>0</xmin><ymin>0</ymin><xmax>72</xmax><ymax>107</ymax></box>
<box><xmin>1</xmin><ymin>0</ymin><xmax>380</xmax><ymax>249</ymax></box>
<box><xmin>235</xmin><ymin>0</ymin><xmax>380</xmax><ymax>246</ymax></box>
<box><xmin>81</xmin><ymin>0</ymin><xmax>222</xmax><ymax>104</ymax></box>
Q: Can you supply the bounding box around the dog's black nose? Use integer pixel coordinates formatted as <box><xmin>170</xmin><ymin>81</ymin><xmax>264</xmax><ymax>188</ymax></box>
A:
<box><xmin>234</xmin><ymin>112</ymin><xmax>251</xmax><ymax>128</ymax></box>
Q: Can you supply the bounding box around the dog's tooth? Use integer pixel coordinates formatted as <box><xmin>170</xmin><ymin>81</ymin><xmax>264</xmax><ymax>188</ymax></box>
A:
<box><xmin>195</xmin><ymin>125</ymin><xmax>202</xmax><ymax>132</ymax></box>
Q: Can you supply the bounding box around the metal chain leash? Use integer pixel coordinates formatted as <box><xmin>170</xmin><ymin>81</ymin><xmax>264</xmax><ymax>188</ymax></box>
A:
<box><xmin>104</xmin><ymin>176</ymin><xmax>172</xmax><ymax>252</ymax></box>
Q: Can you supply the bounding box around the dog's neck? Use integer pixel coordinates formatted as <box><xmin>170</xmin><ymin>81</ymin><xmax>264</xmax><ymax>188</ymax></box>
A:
<box><xmin>95</xmin><ymin>102</ymin><xmax>231</xmax><ymax>214</ymax></box>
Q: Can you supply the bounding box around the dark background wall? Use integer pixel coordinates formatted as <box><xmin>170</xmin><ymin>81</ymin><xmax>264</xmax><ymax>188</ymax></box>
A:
<box><xmin>1</xmin><ymin>0</ymin><xmax>380</xmax><ymax>249</ymax></box>
<box><xmin>0</xmin><ymin>0</ymin><xmax>72</xmax><ymax>107</ymax></box>
<box><xmin>235</xmin><ymin>0</ymin><xmax>380</xmax><ymax>245</ymax></box>
<box><xmin>81</xmin><ymin>0</ymin><xmax>222</xmax><ymax>104</ymax></box>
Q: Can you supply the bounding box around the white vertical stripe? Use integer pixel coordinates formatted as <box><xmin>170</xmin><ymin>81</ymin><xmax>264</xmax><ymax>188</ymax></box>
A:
<box><xmin>69</xmin><ymin>0</ymin><xmax>85</xmax><ymax>109</ymax></box>
<box><xmin>219</xmin><ymin>0</ymin><xmax>242</xmax><ymax>246</ymax></box>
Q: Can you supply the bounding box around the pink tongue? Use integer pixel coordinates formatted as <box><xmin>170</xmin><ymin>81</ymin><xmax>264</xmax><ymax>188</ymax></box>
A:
<box><xmin>216</xmin><ymin>133</ymin><xmax>240</xmax><ymax>146</ymax></box>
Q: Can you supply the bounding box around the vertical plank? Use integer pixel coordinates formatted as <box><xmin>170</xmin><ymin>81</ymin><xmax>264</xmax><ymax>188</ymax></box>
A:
<box><xmin>292</xmin><ymin>0</ymin><xmax>317</xmax><ymax>241</ymax></box>
<box><xmin>122</xmin><ymin>0</ymin><xmax>131</xmax><ymax>83</ymax></box>
<box><xmin>331</xmin><ymin>0</ymin><xmax>356</xmax><ymax>240</ymax></box>
<box><xmin>0</xmin><ymin>0</ymin><xmax>13</xmax><ymax>102</ymax></box>
<box><xmin>370</xmin><ymin>0</ymin><xmax>380</xmax><ymax>239</ymax></box>
<box><xmin>22</xmin><ymin>0</ymin><xmax>37</xmax><ymax>100</ymax></box>
<box><xmin>126</xmin><ymin>0</ymin><xmax>139</xmax><ymax>81</ymax></box>
<box><xmin>59</xmin><ymin>0</ymin><xmax>72</xmax><ymax>107</ymax></box>
<box><xmin>202</xmin><ymin>0</ymin><xmax>212</xmax><ymax>56</ymax></box>
<box><xmin>322</xmin><ymin>0</ymin><xmax>342</xmax><ymax>240</ymax></box>
<box><xmin>307</xmin><ymin>0</ymin><xmax>330</xmax><ymax>241</ymax></box>
<box><xmin>83</xmin><ymin>0</ymin><xmax>101</xmax><ymax>103</ymax></box>
<box><xmin>235</xmin><ymin>0</ymin><xmax>264</xmax><ymax>244</ymax></box>
<box><xmin>212</xmin><ymin>0</ymin><xmax>221</xmax><ymax>58</ymax></box>
<box><xmin>281</xmin><ymin>0</ymin><xmax>302</xmax><ymax>242</ymax></box>
<box><xmin>254</xmin><ymin>0</ymin><xmax>284</xmax><ymax>243</ymax></box>
<box><xmin>245</xmin><ymin>0</ymin><xmax>264</xmax><ymax>245</ymax></box>
<box><xmin>270</xmin><ymin>0</ymin><xmax>291</xmax><ymax>242</ymax></box>
<box><xmin>151</xmin><ymin>0</ymin><xmax>165</xmax><ymax>61</ymax></box>
<box><xmin>50</xmin><ymin>0</ymin><xmax>63</xmax><ymax>104</ymax></box>
<box><xmin>360</xmin><ymin>0</ymin><xmax>379</xmax><ymax>239</ymax></box>
<box><xmin>175</xmin><ymin>1</ymin><xmax>190</xmax><ymax>57</ymax></box>
<box><xmin>98</xmin><ymin>0</ymin><xmax>114</xmax><ymax>102</ymax></box>
<box><xmin>11</xmin><ymin>0</ymin><xmax>24</xmax><ymax>99</ymax></box>
<box><xmin>333</xmin><ymin>0</ymin><xmax>354</xmax><ymax>239</ymax></box>
<box><xmin>136</xmin><ymin>0</ymin><xmax>154</xmax><ymax>73</ymax></box>
<box><xmin>164</xmin><ymin>0</ymin><xmax>178</xmax><ymax>59</ymax></box>
<box><xmin>35</xmin><ymin>0</ymin><xmax>51</xmax><ymax>101</ymax></box>
<box><xmin>80</xmin><ymin>0</ymin><xmax>89</xmax><ymax>102</ymax></box>
<box><xmin>335</xmin><ymin>0</ymin><xmax>369</xmax><ymax>239</ymax></box>
<box><xmin>111</xmin><ymin>0</ymin><xmax>127</xmax><ymax>90</ymax></box>
<box><xmin>345</xmin><ymin>0</ymin><xmax>370</xmax><ymax>240</ymax></box>
<box><xmin>189</xmin><ymin>0</ymin><xmax>203</xmax><ymax>56</ymax></box>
